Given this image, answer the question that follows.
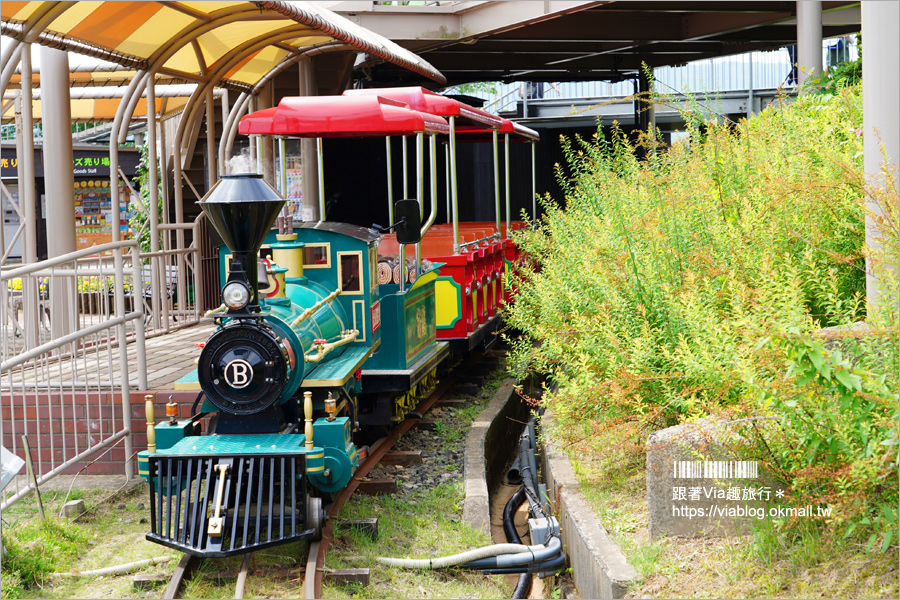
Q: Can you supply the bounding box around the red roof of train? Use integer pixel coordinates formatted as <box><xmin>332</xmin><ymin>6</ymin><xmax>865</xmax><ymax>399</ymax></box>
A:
<box><xmin>238</xmin><ymin>94</ymin><xmax>450</xmax><ymax>137</ymax></box>
<box><xmin>343</xmin><ymin>87</ymin><xmax>504</xmax><ymax>131</ymax></box>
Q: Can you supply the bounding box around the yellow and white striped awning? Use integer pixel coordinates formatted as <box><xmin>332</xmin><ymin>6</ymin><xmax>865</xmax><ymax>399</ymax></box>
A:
<box><xmin>1</xmin><ymin>1</ymin><xmax>444</xmax><ymax>121</ymax></box>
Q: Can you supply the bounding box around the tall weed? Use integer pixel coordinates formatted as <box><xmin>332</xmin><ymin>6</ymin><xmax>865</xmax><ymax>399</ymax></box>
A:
<box><xmin>506</xmin><ymin>84</ymin><xmax>898</xmax><ymax>547</ymax></box>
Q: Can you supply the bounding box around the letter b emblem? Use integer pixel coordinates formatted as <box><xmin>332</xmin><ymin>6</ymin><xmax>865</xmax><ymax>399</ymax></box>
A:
<box><xmin>224</xmin><ymin>359</ymin><xmax>253</xmax><ymax>389</ymax></box>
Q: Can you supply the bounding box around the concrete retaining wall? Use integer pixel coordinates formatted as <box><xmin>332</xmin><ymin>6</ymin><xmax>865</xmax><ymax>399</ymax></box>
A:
<box><xmin>463</xmin><ymin>389</ymin><xmax>639</xmax><ymax>600</ymax></box>
<box><xmin>542</xmin><ymin>412</ymin><xmax>638</xmax><ymax>599</ymax></box>
<box><xmin>462</xmin><ymin>377</ymin><xmax>527</xmax><ymax>537</ymax></box>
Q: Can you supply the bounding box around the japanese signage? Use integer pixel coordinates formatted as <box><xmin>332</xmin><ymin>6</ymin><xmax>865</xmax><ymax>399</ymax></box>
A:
<box><xmin>0</xmin><ymin>146</ymin><xmax>140</xmax><ymax>178</ymax></box>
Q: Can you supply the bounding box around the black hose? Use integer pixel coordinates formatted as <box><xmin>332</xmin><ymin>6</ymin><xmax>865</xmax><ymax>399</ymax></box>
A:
<box><xmin>476</xmin><ymin>551</ymin><xmax>566</xmax><ymax>575</ymax></box>
<box><xmin>519</xmin><ymin>432</ymin><xmax>538</xmax><ymax>503</ymax></box>
<box><xmin>190</xmin><ymin>392</ymin><xmax>203</xmax><ymax>418</ymax></box>
<box><xmin>502</xmin><ymin>486</ymin><xmax>532</xmax><ymax>599</ymax></box>
<box><xmin>507</xmin><ymin>455</ymin><xmax>523</xmax><ymax>485</ymax></box>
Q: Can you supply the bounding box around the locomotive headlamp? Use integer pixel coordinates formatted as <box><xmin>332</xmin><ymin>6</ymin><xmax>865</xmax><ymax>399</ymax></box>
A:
<box><xmin>223</xmin><ymin>281</ymin><xmax>251</xmax><ymax>311</ymax></box>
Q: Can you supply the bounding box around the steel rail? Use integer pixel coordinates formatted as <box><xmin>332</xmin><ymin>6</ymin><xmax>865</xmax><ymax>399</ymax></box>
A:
<box><xmin>307</xmin><ymin>355</ymin><xmax>482</xmax><ymax>598</ymax></box>
<box><xmin>163</xmin><ymin>553</ymin><xmax>198</xmax><ymax>599</ymax></box>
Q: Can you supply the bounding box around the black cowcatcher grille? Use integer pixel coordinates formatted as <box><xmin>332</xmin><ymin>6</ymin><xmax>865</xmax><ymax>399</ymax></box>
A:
<box><xmin>146</xmin><ymin>454</ymin><xmax>312</xmax><ymax>557</ymax></box>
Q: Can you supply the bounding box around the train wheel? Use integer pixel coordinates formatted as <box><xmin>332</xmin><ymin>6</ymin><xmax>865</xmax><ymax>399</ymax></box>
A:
<box><xmin>308</xmin><ymin>496</ymin><xmax>324</xmax><ymax>541</ymax></box>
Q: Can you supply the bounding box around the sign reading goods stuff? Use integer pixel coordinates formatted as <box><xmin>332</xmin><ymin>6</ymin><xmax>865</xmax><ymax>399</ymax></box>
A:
<box><xmin>0</xmin><ymin>146</ymin><xmax>141</xmax><ymax>178</ymax></box>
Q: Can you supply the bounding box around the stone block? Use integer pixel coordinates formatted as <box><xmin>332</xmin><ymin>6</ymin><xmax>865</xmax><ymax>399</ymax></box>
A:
<box><xmin>63</xmin><ymin>499</ymin><xmax>86</xmax><ymax>519</ymax></box>
<box><xmin>647</xmin><ymin>417</ymin><xmax>779</xmax><ymax>539</ymax></box>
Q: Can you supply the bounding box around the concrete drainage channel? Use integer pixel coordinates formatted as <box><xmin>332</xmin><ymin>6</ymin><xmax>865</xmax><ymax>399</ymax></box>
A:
<box><xmin>463</xmin><ymin>381</ymin><xmax>638</xmax><ymax>599</ymax></box>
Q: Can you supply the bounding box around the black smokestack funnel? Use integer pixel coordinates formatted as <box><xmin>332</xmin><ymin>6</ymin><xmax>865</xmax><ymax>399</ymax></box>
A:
<box><xmin>199</xmin><ymin>174</ymin><xmax>285</xmax><ymax>312</ymax></box>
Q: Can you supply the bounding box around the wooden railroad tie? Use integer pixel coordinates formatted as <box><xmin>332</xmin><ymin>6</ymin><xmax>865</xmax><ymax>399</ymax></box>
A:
<box><xmin>412</xmin><ymin>420</ymin><xmax>438</xmax><ymax>432</ymax></box>
<box><xmin>335</xmin><ymin>518</ymin><xmax>379</xmax><ymax>541</ymax></box>
<box><xmin>355</xmin><ymin>478</ymin><xmax>398</xmax><ymax>496</ymax></box>
<box><xmin>323</xmin><ymin>568</ymin><xmax>370</xmax><ymax>586</ymax></box>
<box><xmin>453</xmin><ymin>383</ymin><xmax>481</xmax><ymax>396</ymax></box>
<box><xmin>379</xmin><ymin>451</ymin><xmax>423</xmax><ymax>467</ymax></box>
<box><xmin>132</xmin><ymin>574</ymin><xmax>169</xmax><ymax>590</ymax></box>
<box><xmin>433</xmin><ymin>398</ymin><xmax>469</xmax><ymax>408</ymax></box>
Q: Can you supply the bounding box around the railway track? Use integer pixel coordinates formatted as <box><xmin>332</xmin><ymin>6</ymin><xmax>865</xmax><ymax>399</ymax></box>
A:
<box><xmin>161</xmin><ymin>351</ymin><xmax>496</xmax><ymax>599</ymax></box>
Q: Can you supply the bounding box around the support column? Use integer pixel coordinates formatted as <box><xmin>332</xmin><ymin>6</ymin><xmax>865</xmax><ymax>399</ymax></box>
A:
<box><xmin>862</xmin><ymin>2</ymin><xmax>900</xmax><ymax>315</ymax></box>
<box><xmin>18</xmin><ymin>46</ymin><xmax>39</xmax><ymax>350</ymax></box>
<box><xmin>147</xmin><ymin>73</ymin><xmax>161</xmax><ymax>330</ymax></box>
<box><xmin>262</xmin><ymin>82</ymin><xmax>276</xmax><ymax>186</ymax></box>
<box><xmin>205</xmin><ymin>88</ymin><xmax>217</xmax><ymax>190</ymax></box>
<box><xmin>40</xmin><ymin>46</ymin><xmax>76</xmax><ymax>339</ymax></box>
<box><xmin>797</xmin><ymin>1</ymin><xmax>823</xmax><ymax>87</ymax></box>
<box><xmin>299</xmin><ymin>58</ymin><xmax>319</xmax><ymax>221</ymax></box>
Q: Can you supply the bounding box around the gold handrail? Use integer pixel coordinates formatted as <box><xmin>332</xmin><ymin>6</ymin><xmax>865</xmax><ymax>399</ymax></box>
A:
<box><xmin>291</xmin><ymin>290</ymin><xmax>340</xmax><ymax>328</ymax></box>
<box><xmin>304</xmin><ymin>330</ymin><xmax>359</xmax><ymax>364</ymax></box>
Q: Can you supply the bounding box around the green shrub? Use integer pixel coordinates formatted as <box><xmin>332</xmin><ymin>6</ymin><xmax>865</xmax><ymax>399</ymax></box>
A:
<box><xmin>1</xmin><ymin>519</ymin><xmax>88</xmax><ymax>595</ymax></box>
<box><xmin>753</xmin><ymin>331</ymin><xmax>898</xmax><ymax>552</ymax></box>
<box><xmin>505</xmin><ymin>84</ymin><xmax>898</xmax><ymax>547</ymax></box>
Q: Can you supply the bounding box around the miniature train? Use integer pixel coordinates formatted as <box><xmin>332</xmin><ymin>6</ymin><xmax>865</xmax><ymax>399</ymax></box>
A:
<box><xmin>138</xmin><ymin>89</ymin><xmax>538</xmax><ymax>558</ymax></box>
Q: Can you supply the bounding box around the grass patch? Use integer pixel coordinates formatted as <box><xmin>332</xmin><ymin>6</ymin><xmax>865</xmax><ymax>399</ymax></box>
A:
<box><xmin>433</xmin><ymin>404</ymin><xmax>484</xmax><ymax>444</ymax></box>
<box><xmin>1</xmin><ymin>484</ymin><xmax>179</xmax><ymax>600</ymax></box>
<box><xmin>547</xmin><ymin>417</ymin><xmax>900</xmax><ymax>599</ymax></box>
<box><xmin>1</xmin><ymin>519</ymin><xmax>89</xmax><ymax>595</ymax></box>
<box><xmin>324</xmin><ymin>482</ymin><xmax>512</xmax><ymax>599</ymax></box>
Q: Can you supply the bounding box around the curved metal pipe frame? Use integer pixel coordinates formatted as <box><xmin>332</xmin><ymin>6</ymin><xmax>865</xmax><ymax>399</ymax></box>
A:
<box><xmin>0</xmin><ymin>44</ymin><xmax>24</xmax><ymax>99</ymax></box>
<box><xmin>176</xmin><ymin>26</ymin><xmax>343</xmax><ymax>179</ymax></box>
<box><xmin>415</xmin><ymin>131</ymin><xmax>424</xmax><ymax>276</ymax></box>
<box><xmin>203</xmin><ymin>39</ymin><xmax>351</xmax><ymax>174</ymax></box>
<box><xmin>493</xmin><ymin>129</ymin><xmax>501</xmax><ymax>238</ymax></box>
<box><xmin>449</xmin><ymin>117</ymin><xmax>460</xmax><ymax>255</ymax></box>
<box><xmin>531</xmin><ymin>141</ymin><xmax>537</xmax><ymax>225</ymax></box>
<box><xmin>146</xmin><ymin>71</ymin><xmax>162</xmax><ymax>331</ymax></box>
<box><xmin>20</xmin><ymin>2</ymin><xmax>77</xmax><ymax>45</ymax></box>
<box><xmin>219</xmin><ymin>91</ymin><xmax>248</xmax><ymax>172</ymax></box>
<box><xmin>217</xmin><ymin>42</ymin><xmax>347</xmax><ymax>174</ymax></box>
<box><xmin>254</xmin><ymin>0</ymin><xmax>445</xmax><ymax>84</ymax></box>
<box><xmin>504</xmin><ymin>133</ymin><xmax>511</xmax><ymax>236</ymax></box>
<box><xmin>109</xmin><ymin>70</ymin><xmax>150</xmax><ymax>243</ymax></box>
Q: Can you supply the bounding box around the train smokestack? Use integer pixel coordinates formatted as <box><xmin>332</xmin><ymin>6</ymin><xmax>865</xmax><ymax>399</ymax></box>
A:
<box><xmin>199</xmin><ymin>173</ymin><xmax>285</xmax><ymax>313</ymax></box>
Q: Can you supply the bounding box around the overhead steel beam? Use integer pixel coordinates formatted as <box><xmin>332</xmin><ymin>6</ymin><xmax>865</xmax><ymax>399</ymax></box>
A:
<box><xmin>337</xmin><ymin>1</ymin><xmax>602</xmax><ymax>48</ymax></box>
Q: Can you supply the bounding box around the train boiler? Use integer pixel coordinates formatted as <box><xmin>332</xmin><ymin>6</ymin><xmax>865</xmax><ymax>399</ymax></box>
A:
<box><xmin>138</xmin><ymin>173</ymin><xmax>420</xmax><ymax>557</ymax></box>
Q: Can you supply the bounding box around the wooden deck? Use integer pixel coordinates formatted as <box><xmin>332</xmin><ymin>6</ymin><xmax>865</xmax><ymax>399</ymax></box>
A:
<box><xmin>142</xmin><ymin>323</ymin><xmax>217</xmax><ymax>390</ymax></box>
<box><xmin>1</xmin><ymin>321</ymin><xmax>217</xmax><ymax>392</ymax></box>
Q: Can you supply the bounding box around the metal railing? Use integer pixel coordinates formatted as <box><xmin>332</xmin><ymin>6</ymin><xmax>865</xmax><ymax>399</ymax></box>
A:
<box><xmin>0</xmin><ymin>212</ymin><xmax>205</xmax><ymax>508</ymax></box>
<box><xmin>1</xmin><ymin>240</ymin><xmax>146</xmax><ymax>509</ymax></box>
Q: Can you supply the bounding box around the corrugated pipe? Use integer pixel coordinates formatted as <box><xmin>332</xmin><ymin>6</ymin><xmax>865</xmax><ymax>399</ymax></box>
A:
<box><xmin>477</xmin><ymin>552</ymin><xmax>567</xmax><ymax>575</ymax></box>
<box><xmin>375</xmin><ymin>542</ymin><xmax>545</xmax><ymax>569</ymax></box>
<box><xmin>463</xmin><ymin>537</ymin><xmax>561</xmax><ymax>569</ymax></box>
<box><xmin>51</xmin><ymin>555</ymin><xmax>172</xmax><ymax>577</ymax></box>
<box><xmin>502</xmin><ymin>486</ymin><xmax>532</xmax><ymax>599</ymax></box>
